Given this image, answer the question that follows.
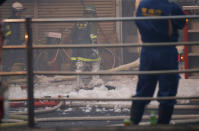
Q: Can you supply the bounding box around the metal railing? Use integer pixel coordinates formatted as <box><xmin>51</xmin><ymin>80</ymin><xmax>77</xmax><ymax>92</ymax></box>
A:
<box><xmin>2</xmin><ymin>15</ymin><xmax>199</xmax><ymax>23</ymax></box>
<box><xmin>2</xmin><ymin>41</ymin><xmax>199</xmax><ymax>49</ymax></box>
<box><xmin>2</xmin><ymin>14</ymin><xmax>199</xmax><ymax>127</ymax></box>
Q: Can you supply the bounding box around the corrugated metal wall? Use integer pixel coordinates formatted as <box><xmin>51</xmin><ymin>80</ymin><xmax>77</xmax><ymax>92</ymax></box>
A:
<box><xmin>0</xmin><ymin>0</ymin><xmax>116</xmax><ymax>44</ymax></box>
<box><xmin>0</xmin><ymin>0</ymin><xmax>118</xmax><ymax>70</ymax></box>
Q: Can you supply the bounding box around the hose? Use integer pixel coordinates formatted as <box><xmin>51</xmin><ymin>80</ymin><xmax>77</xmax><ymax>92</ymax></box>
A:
<box><xmin>10</xmin><ymin>101</ymin><xmax>63</xmax><ymax>115</ymax></box>
<box><xmin>64</xmin><ymin>101</ymin><xmax>199</xmax><ymax>110</ymax></box>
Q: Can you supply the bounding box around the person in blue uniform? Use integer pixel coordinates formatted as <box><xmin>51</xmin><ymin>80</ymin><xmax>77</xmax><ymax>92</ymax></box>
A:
<box><xmin>130</xmin><ymin>0</ymin><xmax>186</xmax><ymax>125</ymax></box>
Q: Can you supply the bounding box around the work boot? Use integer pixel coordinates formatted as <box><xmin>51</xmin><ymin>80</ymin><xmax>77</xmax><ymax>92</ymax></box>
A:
<box><xmin>75</xmin><ymin>61</ymin><xmax>86</xmax><ymax>90</ymax></box>
<box><xmin>75</xmin><ymin>75</ymin><xmax>86</xmax><ymax>91</ymax></box>
<box><xmin>87</xmin><ymin>60</ymin><xmax>103</xmax><ymax>89</ymax></box>
<box><xmin>87</xmin><ymin>75</ymin><xmax>104</xmax><ymax>89</ymax></box>
<box><xmin>130</xmin><ymin>101</ymin><xmax>145</xmax><ymax>125</ymax></box>
<box><xmin>158</xmin><ymin>104</ymin><xmax>174</xmax><ymax>124</ymax></box>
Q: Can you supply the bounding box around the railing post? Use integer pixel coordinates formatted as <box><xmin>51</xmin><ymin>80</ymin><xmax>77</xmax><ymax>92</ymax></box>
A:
<box><xmin>25</xmin><ymin>17</ymin><xmax>35</xmax><ymax>128</ymax></box>
<box><xmin>0</xmin><ymin>20</ymin><xmax>4</xmax><ymax>67</ymax></box>
<box><xmin>184</xmin><ymin>10</ymin><xmax>189</xmax><ymax>79</ymax></box>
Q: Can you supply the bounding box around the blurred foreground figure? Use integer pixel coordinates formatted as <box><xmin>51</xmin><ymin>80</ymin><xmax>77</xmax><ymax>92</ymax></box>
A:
<box><xmin>130</xmin><ymin>0</ymin><xmax>185</xmax><ymax>125</ymax></box>
<box><xmin>71</xmin><ymin>5</ymin><xmax>103</xmax><ymax>90</ymax></box>
<box><xmin>2</xmin><ymin>2</ymin><xmax>25</xmax><ymax>76</ymax></box>
<box><xmin>0</xmin><ymin>16</ymin><xmax>8</xmax><ymax>122</ymax></box>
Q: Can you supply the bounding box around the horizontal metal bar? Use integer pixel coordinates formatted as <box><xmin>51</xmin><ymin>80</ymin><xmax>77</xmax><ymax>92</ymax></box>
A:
<box><xmin>0</xmin><ymin>71</ymin><xmax>27</xmax><ymax>76</ymax></box>
<box><xmin>2</xmin><ymin>19</ymin><xmax>25</xmax><ymax>23</ymax></box>
<box><xmin>35</xmin><ymin>114</ymin><xmax>199</xmax><ymax>122</ymax></box>
<box><xmin>34</xmin><ymin>68</ymin><xmax>199</xmax><ymax>75</ymax></box>
<box><xmin>9</xmin><ymin>96</ymin><xmax>199</xmax><ymax>102</ymax></box>
<box><xmin>2</xmin><ymin>15</ymin><xmax>199</xmax><ymax>23</ymax></box>
<box><xmin>2</xmin><ymin>41</ymin><xmax>199</xmax><ymax>49</ymax></box>
<box><xmin>0</xmin><ymin>68</ymin><xmax>199</xmax><ymax>76</ymax></box>
<box><xmin>3</xmin><ymin>45</ymin><xmax>26</xmax><ymax>49</ymax></box>
<box><xmin>183</xmin><ymin>6</ymin><xmax>199</xmax><ymax>10</ymax></box>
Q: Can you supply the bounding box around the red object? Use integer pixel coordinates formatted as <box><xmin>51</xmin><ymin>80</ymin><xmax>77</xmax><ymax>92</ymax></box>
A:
<box><xmin>34</xmin><ymin>100</ymin><xmax>59</xmax><ymax>107</ymax></box>
<box><xmin>184</xmin><ymin>10</ymin><xmax>189</xmax><ymax>79</ymax></box>
<box><xmin>10</xmin><ymin>102</ymin><xmax>25</xmax><ymax>108</ymax></box>
<box><xmin>10</xmin><ymin>100</ymin><xmax>59</xmax><ymax>108</ymax></box>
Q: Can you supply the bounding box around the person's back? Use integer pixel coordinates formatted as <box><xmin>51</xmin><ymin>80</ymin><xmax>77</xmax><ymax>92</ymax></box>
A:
<box><xmin>130</xmin><ymin>0</ymin><xmax>186</xmax><ymax>125</ymax></box>
<box><xmin>136</xmin><ymin>0</ymin><xmax>185</xmax><ymax>43</ymax></box>
<box><xmin>2</xmin><ymin>2</ymin><xmax>26</xmax><ymax>77</ymax></box>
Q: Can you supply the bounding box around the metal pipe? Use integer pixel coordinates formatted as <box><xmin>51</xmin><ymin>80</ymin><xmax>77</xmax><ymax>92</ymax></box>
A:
<box><xmin>2</xmin><ymin>15</ymin><xmax>199</xmax><ymax>23</ymax></box>
<box><xmin>35</xmin><ymin>114</ymin><xmax>199</xmax><ymax>122</ymax></box>
<box><xmin>8</xmin><ymin>96</ymin><xmax>199</xmax><ymax>102</ymax></box>
<box><xmin>34</xmin><ymin>68</ymin><xmax>199</xmax><ymax>75</ymax></box>
<box><xmin>2</xmin><ymin>41</ymin><xmax>199</xmax><ymax>49</ymax></box>
<box><xmin>67</xmin><ymin>102</ymin><xmax>199</xmax><ymax>110</ymax></box>
<box><xmin>0</xmin><ymin>122</ymin><xmax>28</xmax><ymax>128</ymax></box>
<box><xmin>184</xmin><ymin>10</ymin><xmax>189</xmax><ymax>79</ymax></box>
<box><xmin>0</xmin><ymin>71</ymin><xmax>26</xmax><ymax>76</ymax></box>
<box><xmin>0</xmin><ymin>68</ymin><xmax>199</xmax><ymax>76</ymax></box>
<box><xmin>25</xmin><ymin>17</ymin><xmax>35</xmax><ymax>128</ymax></box>
<box><xmin>172</xmin><ymin>118</ymin><xmax>199</xmax><ymax>125</ymax></box>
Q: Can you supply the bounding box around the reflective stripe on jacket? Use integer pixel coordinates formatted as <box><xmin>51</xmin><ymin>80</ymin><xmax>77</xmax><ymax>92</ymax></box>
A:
<box><xmin>71</xmin><ymin>57</ymin><xmax>100</xmax><ymax>62</ymax></box>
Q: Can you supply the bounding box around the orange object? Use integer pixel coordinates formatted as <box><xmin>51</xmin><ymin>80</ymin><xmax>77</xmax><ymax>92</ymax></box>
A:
<box><xmin>178</xmin><ymin>53</ymin><xmax>184</xmax><ymax>63</ymax></box>
<box><xmin>123</xmin><ymin>119</ymin><xmax>131</xmax><ymax>126</ymax></box>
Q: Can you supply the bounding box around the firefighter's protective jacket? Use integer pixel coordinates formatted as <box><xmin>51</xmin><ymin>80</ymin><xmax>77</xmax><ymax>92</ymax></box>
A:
<box><xmin>71</xmin><ymin>21</ymin><xmax>100</xmax><ymax>62</ymax></box>
<box><xmin>3</xmin><ymin>15</ymin><xmax>23</xmax><ymax>45</ymax></box>
<box><xmin>136</xmin><ymin>0</ymin><xmax>185</xmax><ymax>43</ymax></box>
<box><xmin>2</xmin><ymin>14</ymin><xmax>25</xmax><ymax>72</ymax></box>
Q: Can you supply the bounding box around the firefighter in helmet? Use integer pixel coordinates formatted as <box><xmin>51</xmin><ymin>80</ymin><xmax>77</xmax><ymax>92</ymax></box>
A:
<box><xmin>2</xmin><ymin>2</ymin><xmax>26</xmax><ymax>78</ymax></box>
<box><xmin>71</xmin><ymin>5</ymin><xmax>103</xmax><ymax>90</ymax></box>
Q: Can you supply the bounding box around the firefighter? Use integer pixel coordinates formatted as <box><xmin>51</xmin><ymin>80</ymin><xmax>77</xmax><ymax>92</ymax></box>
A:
<box><xmin>2</xmin><ymin>2</ymin><xmax>26</xmax><ymax>82</ymax></box>
<box><xmin>130</xmin><ymin>0</ymin><xmax>186</xmax><ymax>125</ymax></box>
<box><xmin>0</xmin><ymin>17</ymin><xmax>8</xmax><ymax>122</ymax></box>
<box><xmin>71</xmin><ymin>5</ymin><xmax>103</xmax><ymax>90</ymax></box>
<box><xmin>2</xmin><ymin>1</ymin><xmax>25</xmax><ymax>75</ymax></box>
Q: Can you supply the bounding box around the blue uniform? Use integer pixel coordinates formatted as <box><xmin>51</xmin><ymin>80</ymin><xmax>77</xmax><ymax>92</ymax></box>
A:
<box><xmin>130</xmin><ymin>0</ymin><xmax>185</xmax><ymax>124</ymax></box>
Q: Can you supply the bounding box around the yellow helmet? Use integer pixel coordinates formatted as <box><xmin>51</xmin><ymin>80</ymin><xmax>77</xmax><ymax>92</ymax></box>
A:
<box><xmin>84</xmin><ymin>5</ymin><xmax>96</xmax><ymax>17</ymax></box>
<box><xmin>85</xmin><ymin>5</ymin><xmax>96</xmax><ymax>12</ymax></box>
<box><xmin>12</xmin><ymin>2</ymin><xmax>24</xmax><ymax>12</ymax></box>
